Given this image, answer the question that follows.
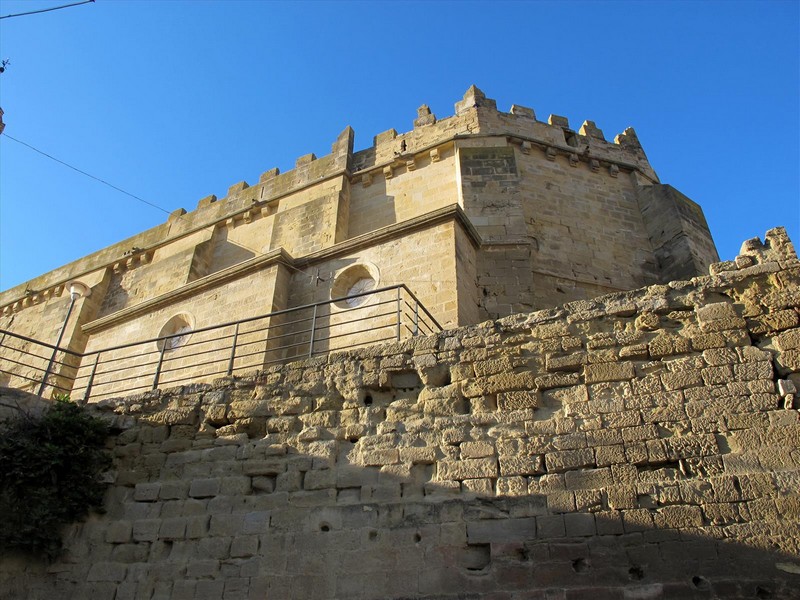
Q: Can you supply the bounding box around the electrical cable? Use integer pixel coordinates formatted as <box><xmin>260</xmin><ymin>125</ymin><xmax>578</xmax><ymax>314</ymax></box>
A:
<box><xmin>0</xmin><ymin>132</ymin><xmax>308</xmax><ymax>274</ymax></box>
<box><xmin>1</xmin><ymin>133</ymin><xmax>171</xmax><ymax>214</ymax></box>
<box><xmin>0</xmin><ymin>0</ymin><xmax>94</xmax><ymax>20</ymax></box>
<box><xmin>1</xmin><ymin>136</ymin><xmax>457</xmax><ymax>283</ymax></box>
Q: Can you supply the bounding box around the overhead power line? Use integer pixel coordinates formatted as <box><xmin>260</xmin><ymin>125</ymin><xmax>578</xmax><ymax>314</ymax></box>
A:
<box><xmin>2</xmin><ymin>133</ymin><xmax>171</xmax><ymax>214</ymax></box>
<box><xmin>0</xmin><ymin>0</ymin><xmax>94</xmax><ymax>20</ymax></box>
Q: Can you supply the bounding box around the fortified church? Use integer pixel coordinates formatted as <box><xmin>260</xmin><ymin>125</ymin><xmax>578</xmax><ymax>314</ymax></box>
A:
<box><xmin>1</xmin><ymin>86</ymin><xmax>718</xmax><ymax>398</ymax></box>
<box><xmin>0</xmin><ymin>88</ymin><xmax>798</xmax><ymax>600</ymax></box>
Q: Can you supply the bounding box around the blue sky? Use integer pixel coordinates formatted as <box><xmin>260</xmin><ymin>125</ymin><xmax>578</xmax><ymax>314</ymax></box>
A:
<box><xmin>0</xmin><ymin>0</ymin><xmax>798</xmax><ymax>292</ymax></box>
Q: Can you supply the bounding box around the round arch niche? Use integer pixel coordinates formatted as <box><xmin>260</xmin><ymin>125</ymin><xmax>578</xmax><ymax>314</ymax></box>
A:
<box><xmin>331</xmin><ymin>263</ymin><xmax>380</xmax><ymax>309</ymax></box>
<box><xmin>157</xmin><ymin>313</ymin><xmax>194</xmax><ymax>352</ymax></box>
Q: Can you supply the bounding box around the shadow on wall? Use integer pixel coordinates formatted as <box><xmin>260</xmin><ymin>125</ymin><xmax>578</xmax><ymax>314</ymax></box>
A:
<box><xmin>0</xmin><ymin>386</ymin><xmax>798</xmax><ymax>600</ymax></box>
<box><xmin>348</xmin><ymin>176</ymin><xmax>398</xmax><ymax>237</ymax></box>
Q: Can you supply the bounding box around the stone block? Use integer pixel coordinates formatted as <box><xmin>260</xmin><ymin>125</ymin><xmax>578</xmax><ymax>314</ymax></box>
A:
<box><xmin>546</xmin><ymin>352</ymin><xmax>588</xmax><ymax>372</ymax></box>
<box><xmin>654</xmin><ymin>505</ymin><xmax>703</xmax><ymax>529</ymax></box>
<box><xmin>132</xmin><ymin>519</ymin><xmax>160</xmax><ymax>542</ymax></box>
<box><xmin>584</xmin><ymin>362</ymin><xmax>636</xmax><ymax>384</ymax></box>
<box><xmin>775</xmin><ymin>328</ymin><xmax>800</xmax><ymax>351</ymax></box>
<box><xmin>536</xmin><ymin>372</ymin><xmax>581</xmax><ymax>389</ymax></box>
<box><xmin>621</xmin><ymin>509</ymin><xmax>653</xmax><ymax>532</ymax></box>
<box><xmin>242</xmin><ymin>511</ymin><xmax>270</xmax><ymax>535</ymax></box>
<box><xmin>564</xmin><ymin>467</ymin><xmax>613</xmax><ymax>490</ymax></box>
<box><xmin>462</xmin><ymin>372</ymin><xmax>536</xmax><ymax>397</ymax></box>
<box><xmin>547</xmin><ymin>490</ymin><xmax>575</xmax><ymax>513</ymax></box>
<box><xmin>733</xmin><ymin>361</ymin><xmax>773</xmax><ymax>381</ymax></box>
<box><xmin>361</xmin><ymin>448</ymin><xmax>400</xmax><ymax>466</ymax></box>
<box><xmin>595</xmin><ymin>445</ymin><xmax>626</xmax><ymax>467</ymax></box>
<box><xmin>496</xmin><ymin>476</ymin><xmax>528</xmax><ymax>496</ymax></box>
<box><xmin>158</xmin><ymin>480</ymin><xmax>188</xmax><ymax>500</ymax></box>
<box><xmin>462</xmin><ymin>478</ymin><xmax>494</xmax><ymax>496</ymax></box>
<box><xmin>243</xmin><ymin>460</ymin><xmax>286</xmax><ymax>476</ymax></box>
<box><xmin>221</xmin><ymin>475</ymin><xmax>252</xmax><ymax>495</ymax></box>
<box><xmin>460</xmin><ymin>441</ymin><xmax>495</xmax><ymax>459</ymax></box>
<box><xmin>537</xmin><ymin>515</ymin><xmax>566</xmax><ymax>538</ymax></box>
<box><xmin>104</xmin><ymin>521</ymin><xmax>133</xmax><ymax>544</ymax></box>
<box><xmin>189</xmin><ymin>478</ymin><xmax>221</xmax><ymax>498</ymax></box>
<box><xmin>595</xmin><ymin>511</ymin><xmax>624</xmax><ymax>535</ymax></box>
<box><xmin>497</xmin><ymin>390</ymin><xmax>541</xmax><ymax>411</ymax></box>
<box><xmin>564</xmin><ymin>513</ymin><xmax>596</xmax><ymax>537</ymax></box>
<box><xmin>186</xmin><ymin>515</ymin><xmax>209</xmax><ymax>539</ymax></box>
<box><xmin>499</xmin><ymin>455</ymin><xmax>545</xmax><ymax>477</ymax></box>
<box><xmin>194</xmin><ymin>579</ymin><xmax>225</xmax><ymax>599</ymax></box>
<box><xmin>545</xmin><ymin>448</ymin><xmax>595</xmax><ymax>473</ymax></box>
<box><xmin>696</xmin><ymin>302</ymin><xmax>747</xmax><ymax>332</ymax></box>
<box><xmin>472</xmin><ymin>357</ymin><xmax>513</xmax><ymax>377</ymax></box>
<box><xmin>661</xmin><ymin>370</ymin><xmax>703</xmax><ymax>391</ymax></box>
<box><xmin>133</xmin><ymin>482</ymin><xmax>160</xmax><ymax>502</ymax></box>
<box><xmin>437</xmin><ymin>458</ymin><xmax>498</xmax><ymax>481</ymax></box>
<box><xmin>209</xmin><ymin>514</ymin><xmax>245</xmax><ymax>537</ymax></box>
<box><xmin>701</xmin><ymin>365</ymin><xmax>733</xmax><ymax>385</ymax></box>
<box><xmin>276</xmin><ymin>469</ymin><xmax>304</xmax><ymax>492</ymax></box>
<box><xmin>230</xmin><ymin>535</ymin><xmax>259</xmax><ymax>558</ymax></box>
<box><xmin>466</xmin><ymin>517</ymin><xmax>538</xmax><ymax>543</ymax></box>
<box><xmin>606</xmin><ymin>486</ymin><xmax>637</xmax><ymax>509</ymax></box>
<box><xmin>156</xmin><ymin>517</ymin><xmax>185</xmax><ymax>541</ymax></box>
<box><xmin>86</xmin><ymin>562</ymin><xmax>127</xmax><ymax>582</ymax></box>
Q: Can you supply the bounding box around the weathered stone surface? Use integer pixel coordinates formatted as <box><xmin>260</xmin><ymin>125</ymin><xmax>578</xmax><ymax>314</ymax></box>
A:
<box><xmin>584</xmin><ymin>362</ymin><xmax>636</xmax><ymax>383</ymax></box>
<box><xmin>437</xmin><ymin>458</ymin><xmax>498</xmax><ymax>481</ymax></box>
<box><xmin>1</xmin><ymin>224</ymin><xmax>799</xmax><ymax>598</ymax></box>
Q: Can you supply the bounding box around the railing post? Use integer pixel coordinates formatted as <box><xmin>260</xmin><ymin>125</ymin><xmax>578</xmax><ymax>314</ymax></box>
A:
<box><xmin>396</xmin><ymin>287</ymin><xmax>402</xmax><ymax>341</ymax></box>
<box><xmin>413</xmin><ymin>300</ymin><xmax>419</xmax><ymax>336</ymax></box>
<box><xmin>227</xmin><ymin>323</ymin><xmax>240</xmax><ymax>376</ymax></box>
<box><xmin>83</xmin><ymin>353</ymin><xmax>100</xmax><ymax>402</ymax></box>
<box><xmin>308</xmin><ymin>305</ymin><xmax>318</xmax><ymax>358</ymax></box>
<box><xmin>153</xmin><ymin>343</ymin><xmax>167</xmax><ymax>390</ymax></box>
<box><xmin>38</xmin><ymin>291</ymin><xmax>78</xmax><ymax>396</ymax></box>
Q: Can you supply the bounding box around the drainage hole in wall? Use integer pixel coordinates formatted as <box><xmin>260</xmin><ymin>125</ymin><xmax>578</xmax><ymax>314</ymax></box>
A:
<box><xmin>320</xmin><ymin>523</ymin><xmax>331</xmax><ymax>532</ymax></box>
<box><xmin>692</xmin><ymin>576</ymin><xmax>710</xmax><ymax>590</ymax></box>
<box><xmin>414</xmin><ymin>533</ymin><xmax>422</xmax><ymax>544</ymax></box>
<box><xmin>364</xmin><ymin>395</ymin><xmax>373</xmax><ymax>407</ymax></box>
<box><xmin>369</xmin><ymin>530</ymin><xmax>378</xmax><ymax>541</ymax></box>
<box><xmin>755</xmin><ymin>586</ymin><xmax>773</xmax><ymax>599</ymax></box>
<box><xmin>628</xmin><ymin>565</ymin><xmax>644</xmax><ymax>580</ymax></box>
<box><xmin>459</xmin><ymin>543</ymin><xmax>491</xmax><ymax>572</ymax></box>
<box><xmin>572</xmin><ymin>558</ymin><xmax>589</xmax><ymax>573</ymax></box>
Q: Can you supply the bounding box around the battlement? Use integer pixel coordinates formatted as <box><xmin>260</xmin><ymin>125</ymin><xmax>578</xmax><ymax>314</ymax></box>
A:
<box><xmin>1</xmin><ymin>87</ymin><xmax>725</xmax><ymax>401</ymax></box>
<box><xmin>194</xmin><ymin>84</ymin><xmax>658</xmax><ymax>222</ymax></box>
<box><xmin>0</xmin><ymin>86</ymin><xmax>660</xmax><ymax>310</ymax></box>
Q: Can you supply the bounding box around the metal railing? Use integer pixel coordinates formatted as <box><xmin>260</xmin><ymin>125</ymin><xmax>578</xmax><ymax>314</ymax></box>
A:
<box><xmin>0</xmin><ymin>285</ymin><xmax>441</xmax><ymax>402</ymax></box>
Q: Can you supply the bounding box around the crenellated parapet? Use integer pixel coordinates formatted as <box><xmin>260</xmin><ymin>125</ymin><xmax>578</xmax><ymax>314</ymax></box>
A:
<box><xmin>348</xmin><ymin>85</ymin><xmax>658</xmax><ymax>184</ymax></box>
<box><xmin>1</xmin><ymin>85</ymin><xmax>665</xmax><ymax>313</ymax></box>
<box><xmin>0</xmin><ymin>84</ymin><xmax>724</xmax><ymax>358</ymax></box>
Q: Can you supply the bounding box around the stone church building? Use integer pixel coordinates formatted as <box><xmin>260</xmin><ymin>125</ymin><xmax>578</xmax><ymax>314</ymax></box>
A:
<box><xmin>0</xmin><ymin>86</ymin><xmax>718</xmax><ymax>399</ymax></box>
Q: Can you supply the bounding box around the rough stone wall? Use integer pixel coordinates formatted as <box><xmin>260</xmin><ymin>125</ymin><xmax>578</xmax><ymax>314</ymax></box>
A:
<box><xmin>1</xmin><ymin>227</ymin><xmax>798</xmax><ymax>599</ymax></box>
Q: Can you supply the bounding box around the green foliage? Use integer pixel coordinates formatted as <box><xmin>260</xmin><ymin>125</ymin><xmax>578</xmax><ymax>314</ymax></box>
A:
<box><xmin>0</xmin><ymin>399</ymin><xmax>111</xmax><ymax>558</ymax></box>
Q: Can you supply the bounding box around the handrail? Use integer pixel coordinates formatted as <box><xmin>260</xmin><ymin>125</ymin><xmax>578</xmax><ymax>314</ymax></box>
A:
<box><xmin>72</xmin><ymin>284</ymin><xmax>436</xmax><ymax>358</ymax></box>
<box><xmin>0</xmin><ymin>329</ymin><xmax>83</xmax><ymax>356</ymax></box>
<box><xmin>0</xmin><ymin>284</ymin><xmax>442</xmax><ymax>401</ymax></box>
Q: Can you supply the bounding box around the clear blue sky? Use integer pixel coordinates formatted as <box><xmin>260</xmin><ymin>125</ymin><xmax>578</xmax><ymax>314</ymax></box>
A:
<box><xmin>0</xmin><ymin>0</ymin><xmax>798</xmax><ymax>292</ymax></box>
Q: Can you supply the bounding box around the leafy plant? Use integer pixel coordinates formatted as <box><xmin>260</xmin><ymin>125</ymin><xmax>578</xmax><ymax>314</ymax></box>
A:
<box><xmin>0</xmin><ymin>399</ymin><xmax>111</xmax><ymax>558</ymax></box>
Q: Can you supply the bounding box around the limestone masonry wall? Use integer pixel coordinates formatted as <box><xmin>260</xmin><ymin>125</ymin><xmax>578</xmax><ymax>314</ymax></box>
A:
<box><xmin>0</xmin><ymin>86</ymin><xmax>720</xmax><ymax>400</ymax></box>
<box><xmin>1</xmin><ymin>227</ymin><xmax>798</xmax><ymax>599</ymax></box>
